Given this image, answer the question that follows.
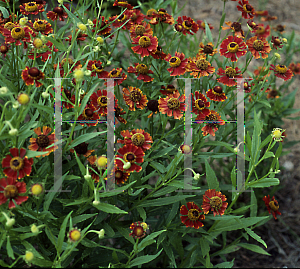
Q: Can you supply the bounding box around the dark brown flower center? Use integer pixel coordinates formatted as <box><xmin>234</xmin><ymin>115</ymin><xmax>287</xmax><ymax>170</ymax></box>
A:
<box><xmin>74</xmin><ymin>142</ymin><xmax>88</xmax><ymax>155</ymax></box>
<box><xmin>124</xmin><ymin>152</ymin><xmax>136</xmax><ymax>163</ymax></box>
<box><xmin>97</xmin><ymin>96</ymin><xmax>107</xmax><ymax>107</ymax></box>
<box><xmin>85</xmin><ymin>108</ymin><xmax>93</xmax><ymax>117</ymax></box>
<box><xmin>147</xmin><ymin>99</ymin><xmax>159</xmax><ymax>112</ymax></box>
<box><xmin>227</xmin><ymin>42</ymin><xmax>239</xmax><ymax>53</ymax></box>
<box><xmin>136</xmin><ymin>63</ymin><xmax>149</xmax><ymax>74</ymax></box>
<box><xmin>232</xmin><ymin>22</ymin><xmax>242</xmax><ymax>32</ymax></box>
<box><xmin>167</xmin><ymin>97</ymin><xmax>180</xmax><ymax>110</ymax></box>
<box><xmin>53</xmin><ymin>7</ymin><xmax>63</xmax><ymax>15</ymax></box>
<box><xmin>0</xmin><ymin>45</ymin><xmax>8</xmax><ymax>54</ymax></box>
<box><xmin>243</xmin><ymin>4</ymin><xmax>253</xmax><ymax>13</ymax></box>
<box><xmin>187</xmin><ymin>209</ymin><xmax>200</xmax><ymax>221</ymax></box>
<box><xmin>11</xmin><ymin>27</ymin><xmax>25</xmax><ymax>40</ymax></box>
<box><xmin>205</xmin><ymin>114</ymin><xmax>218</xmax><ymax>122</ymax></box>
<box><xmin>28</xmin><ymin>67</ymin><xmax>40</xmax><ymax>78</ymax></box>
<box><xmin>4</xmin><ymin>185</ymin><xmax>18</xmax><ymax>199</ymax></box>
<box><xmin>183</xmin><ymin>20</ymin><xmax>192</xmax><ymax>30</ymax></box>
<box><xmin>203</xmin><ymin>44</ymin><xmax>213</xmax><ymax>54</ymax></box>
<box><xmin>115</xmin><ymin>170</ymin><xmax>123</xmax><ymax>179</ymax></box>
<box><xmin>213</xmin><ymin>86</ymin><xmax>223</xmax><ymax>94</ymax></box>
<box><xmin>195</xmin><ymin>99</ymin><xmax>205</xmax><ymax>110</ymax></box>
<box><xmin>36</xmin><ymin>134</ymin><xmax>50</xmax><ymax>148</ymax></box>
<box><xmin>269</xmin><ymin>201</ymin><xmax>279</xmax><ymax>211</ymax></box>
<box><xmin>64</xmin><ymin>89</ymin><xmax>71</xmax><ymax>99</ymax></box>
<box><xmin>133</xmin><ymin>226</ymin><xmax>144</xmax><ymax>237</ymax></box>
<box><xmin>130</xmin><ymin>90</ymin><xmax>142</xmax><ymax>102</ymax></box>
<box><xmin>138</xmin><ymin>36</ymin><xmax>151</xmax><ymax>48</ymax></box>
<box><xmin>276</xmin><ymin>25</ymin><xmax>284</xmax><ymax>32</ymax></box>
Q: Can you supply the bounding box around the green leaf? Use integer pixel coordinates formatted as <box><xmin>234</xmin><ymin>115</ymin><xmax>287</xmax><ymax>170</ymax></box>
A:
<box><xmin>6</xmin><ymin>236</ymin><xmax>14</xmax><ymax>259</ymax></box>
<box><xmin>72</xmin><ymin>214</ymin><xmax>97</xmax><ymax>225</ymax></box>
<box><xmin>68</xmin><ymin>131</ymin><xmax>106</xmax><ymax>150</ymax></box>
<box><xmin>257</xmin><ymin>99</ymin><xmax>271</xmax><ymax>108</ymax></box>
<box><xmin>137</xmin><ymin>207</ymin><xmax>146</xmax><ymax>221</ymax></box>
<box><xmin>230</xmin><ymin>205</ymin><xmax>253</xmax><ymax>214</ymax></box>
<box><xmin>205</xmin><ymin>159</ymin><xmax>219</xmax><ymax>190</ymax></box>
<box><xmin>138</xmin><ymin>230</ymin><xmax>166</xmax><ymax>252</ymax></box>
<box><xmin>199</xmin><ymin>237</ymin><xmax>210</xmax><ymax>257</ymax></box>
<box><xmin>161</xmin><ymin>241</ymin><xmax>176</xmax><ymax>268</ymax></box>
<box><xmin>31</xmin><ymin>103</ymin><xmax>53</xmax><ymax>114</ymax></box>
<box><xmin>129</xmin><ymin>249</ymin><xmax>163</xmax><ymax>267</ymax></box>
<box><xmin>204</xmin><ymin>20</ymin><xmax>213</xmax><ymax>43</ymax></box>
<box><xmin>94</xmin><ymin>202</ymin><xmax>128</xmax><ymax>214</ymax></box>
<box><xmin>238</xmin><ymin>243</ymin><xmax>270</xmax><ymax>255</ymax></box>
<box><xmin>247</xmin><ymin>178</ymin><xmax>280</xmax><ymax>188</ymax></box>
<box><xmin>150</xmin><ymin>161</ymin><xmax>166</xmax><ymax>173</ymax></box>
<box><xmin>245</xmin><ymin>228</ymin><xmax>267</xmax><ymax>248</ymax></box>
<box><xmin>26</xmin><ymin>150</ymin><xmax>52</xmax><ymax>158</ymax></box>
<box><xmin>211</xmin><ymin>217</ymin><xmax>269</xmax><ymax>232</ymax></box>
<box><xmin>32</xmin><ymin>258</ymin><xmax>53</xmax><ymax>267</ymax></box>
<box><xmin>73</xmin><ymin>150</ymin><xmax>86</xmax><ymax>176</ymax></box>
<box><xmin>0</xmin><ymin>260</ymin><xmax>9</xmax><ymax>267</ymax></box>
<box><xmin>214</xmin><ymin>245</ymin><xmax>240</xmax><ymax>256</ymax></box>
<box><xmin>57</xmin><ymin>211</ymin><xmax>73</xmax><ymax>254</ymax></box>
<box><xmin>250</xmin><ymin>189</ymin><xmax>257</xmax><ymax>217</ymax></box>
<box><xmin>0</xmin><ymin>7</ymin><xmax>9</xmax><ymax>18</ymax></box>
<box><xmin>260</xmin><ymin>151</ymin><xmax>275</xmax><ymax>161</ymax></box>
<box><xmin>259</xmin><ymin>135</ymin><xmax>272</xmax><ymax>150</ymax></box>
<box><xmin>251</xmin><ymin>109</ymin><xmax>262</xmax><ymax>165</ymax></box>
<box><xmin>137</xmin><ymin>194</ymin><xmax>195</xmax><ymax>207</ymax></box>
<box><xmin>166</xmin><ymin>201</ymin><xmax>179</xmax><ymax>226</ymax></box>
<box><xmin>214</xmin><ymin>260</ymin><xmax>234</xmax><ymax>268</ymax></box>
<box><xmin>151</xmin><ymin>146</ymin><xmax>175</xmax><ymax>158</ymax></box>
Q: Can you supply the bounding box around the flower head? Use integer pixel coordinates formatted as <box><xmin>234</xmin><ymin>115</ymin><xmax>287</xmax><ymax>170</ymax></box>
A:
<box><xmin>127</xmin><ymin>63</ymin><xmax>154</xmax><ymax>82</ymax></box>
<box><xmin>158</xmin><ymin>91</ymin><xmax>185</xmax><ymax>120</ymax></box>
<box><xmin>186</xmin><ymin>55</ymin><xmax>215</xmax><ymax>78</ymax></box>
<box><xmin>129</xmin><ymin>221</ymin><xmax>146</xmax><ymax>239</ymax></box>
<box><xmin>270</xmin><ymin>64</ymin><xmax>293</xmax><ymax>81</ymax></box>
<box><xmin>21</xmin><ymin>66</ymin><xmax>45</xmax><ymax>87</ymax></box>
<box><xmin>271</xmin><ymin>128</ymin><xmax>286</xmax><ymax>142</ymax></box>
<box><xmin>180</xmin><ymin>202</ymin><xmax>205</xmax><ymax>229</ymax></box>
<box><xmin>0</xmin><ymin>177</ymin><xmax>28</xmax><ymax>209</ymax></box>
<box><xmin>217</xmin><ymin>66</ymin><xmax>243</xmax><ymax>87</ymax></box>
<box><xmin>2</xmin><ymin>148</ymin><xmax>33</xmax><ymax>180</ymax></box>
<box><xmin>246</xmin><ymin>36</ymin><xmax>271</xmax><ymax>59</ymax></box>
<box><xmin>20</xmin><ymin>2</ymin><xmax>45</xmax><ymax>15</ymax></box>
<box><xmin>30</xmin><ymin>183</ymin><xmax>44</xmax><ymax>196</ymax></box>
<box><xmin>202</xmin><ymin>189</ymin><xmax>228</xmax><ymax>216</ymax></box>
<box><xmin>131</xmin><ymin>34</ymin><xmax>158</xmax><ymax>58</ymax></box>
<box><xmin>165</xmin><ymin>52</ymin><xmax>188</xmax><ymax>76</ymax></box>
<box><xmin>28</xmin><ymin>126</ymin><xmax>58</xmax><ymax>157</ymax></box>
<box><xmin>237</xmin><ymin>0</ymin><xmax>255</xmax><ymax>19</ymax></box>
<box><xmin>220</xmin><ymin>35</ymin><xmax>247</xmax><ymax>62</ymax></box>
<box><xmin>263</xmin><ymin>195</ymin><xmax>281</xmax><ymax>220</ymax></box>
<box><xmin>122</xmin><ymin>87</ymin><xmax>148</xmax><ymax>111</ymax></box>
<box><xmin>24</xmin><ymin>251</ymin><xmax>34</xmax><ymax>263</ymax></box>
<box><xmin>68</xmin><ymin>228</ymin><xmax>81</xmax><ymax>242</ymax></box>
<box><xmin>197</xmin><ymin>110</ymin><xmax>225</xmax><ymax>137</ymax></box>
<box><xmin>118</xmin><ymin>129</ymin><xmax>153</xmax><ymax>152</ymax></box>
<box><xmin>206</xmin><ymin>86</ymin><xmax>227</xmax><ymax>102</ymax></box>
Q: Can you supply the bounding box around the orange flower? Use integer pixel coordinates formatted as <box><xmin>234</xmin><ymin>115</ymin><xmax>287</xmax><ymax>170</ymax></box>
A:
<box><xmin>28</xmin><ymin>126</ymin><xmax>58</xmax><ymax>157</ymax></box>
<box><xmin>202</xmin><ymin>189</ymin><xmax>228</xmax><ymax>216</ymax></box>
<box><xmin>87</xmin><ymin>60</ymin><xmax>109</xmax><ymax>79</ymax></box>
<box><xmin>222</xmin><ymin>21</ymin><xmax>244</xmax><ymax>38</ymax></box>
<box><xmin>289</xmin><ymin>63</ymin><xmax>300</xmax><ymax>75</ymax></box>
<box><xmin>196</xmin><ymin>110</ymin><xmax>225</xmax><ymax>137</ymax></box>
<box><xmin>186</xmin><ymin>55</ymin><xmax>215</xmax><ymax>78</ymax></box>
<box><xmin>246</xmin><ymin>36</ymin><xmax>271</xmax><ymax>59</ymax></box>
<box><xmin>176</xmin><ymin>16</ymin><xmax>199</xmax><ymax>35</ymax></box>
<box><xmin>158</xmin><ymin>91</ymin><xmax>185</xmax><ymax>120</ymax></box>
<box><xmin>122</xmin><ymin>87</ymin><xmax>148</xmax><ymax>111</ymax></box>
<box><xmin>197</xmin><ymin>42</ymin><xmax>218</xmax><ymax>57</ymax></box>
<box><xmin>252</xmin><ymin>23</ymin><xmax>270</xmax><ymax>39</ymax></box>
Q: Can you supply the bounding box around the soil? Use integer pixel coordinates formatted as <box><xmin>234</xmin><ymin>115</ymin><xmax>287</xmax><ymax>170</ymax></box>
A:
<box><xmin>177</xmin><ymin>0</ymin><xmax>300</xmax><ymax>267</ymax></box>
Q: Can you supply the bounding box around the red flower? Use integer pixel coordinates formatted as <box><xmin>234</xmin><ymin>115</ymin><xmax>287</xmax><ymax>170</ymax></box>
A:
<box><xmin>77</xmin><ymin>105</ymin><xmax>100</xmax><ymax>126</ymax></box>
<box><xmin>206</xmin><ymin>86</ymin><xmax>227</xmax><ymax>102</ymax></box>
<box><xmin>129</xmin><ymin>21</ymin><xmax>153</xmax><ymax>39</ymax></box>
<box><xmin>127</xmin><ymin>63</ymin><xmax>154</xmax><ymax>82</ymax></box>
<box><xmin>196</xmin><ymin>110</ymin><xmax>225</xmax><ymax>137</ymax></box>
<box><xmin>271</xmin><ymin>36</ymin><xmax>283</xmax><ymax>50</ymax></box>
<box><xmin>87</xmin><ymin>155</ymin><xmax>106</xmax><ymax>183</ymax></box>
<box><xmin>191</xmin><ymin>91</ymin><xmax>210</xmax><ymax>117</ymax></box>
<box><xmin>165</xmin><ymin>52</ymin><xmax>188</xmax><ymax>76</ymax></box>
<box><xmin>160</xmin><ymin>85</ymin><xmax>178</xmax><ymax>96</ymax></box>
<box><xmin>122</xmin><ymin>87</ymin><xmax>148</xmax><ymax>111</ymax></box>
<box><xmin>158</xmin><ymin>91</ymin><xmax>185</xmax><ymax>120</ymax></box>
<box><xmin>92</xmin><ymin>16</ymin><xmax>112</xmax><ymax>37</ymax></box>
<box><xmin>219</xmin><ymin>35</ymin><xmax>247</xmax><ymax>62</ymax></box>
<box><xmin>180</xmin><ymin>202</ymin><xmax>205</xmax><ymax>229</ymax></box>
<box><xmin>221</xmin><ymin>21</ymin><xmax>244</xmax><ymax>38</ymax></box>
<box><xmin>2</xmin><ymin>148</ymin><xmax>33</xmax><ymax>180</ymax></box>
<box><xmin>19</xmin><ymin>2</ymin><xmax>45</xmax><ymax>15</ymax></box>
<box><xmin>289</xmin><ymin>63</ymin><xmax>300</xmax><ymax>75</ymax></box>
<box><xmin>115</xmin><ymin>98</ymin><xmax>127</xmax><ymax>125</ymax></box>
<box><xmin>66</xmin><ymin>30</ymin><xmax>88</xmax><ymax>44</ymax></box>
<box><xmin>115</xmin><ymin>144</ymin><xmax>145</xmax><ymax>173</ymax></box>
<box><xmin>0</xmin><ymin>177</ymin><xmax>28</xmax><ymax>209</ymax></box>
<box><xmin>28</xmin><ymin>41</ymin><xmax>58</xmax><ymax>62</ymax></box>
<box><xmin>90</xmin><ymin>89</ymin><xmax>108</xmax><ymax>116</ymax></box>
<box><xmin>105</xmin><ymin>68</ymin><xmax>127</xmax><ymax>86</ymax></box>
<box><xmin>176</xmin><ymin>16</ymin><xmax>199</xmax><ymax>35</ymax></box>
<box><xmin>129</xmin><ymin>221</ymin><xmax>146</xmax><ymax>239</ymax></box>
<box><xmin>148</xmin><ymin>8</ymin><xmax>174</xmax><ymax>25</ymax></box>
<box><xmin>196</xmin><ymin>20</ymin><xmax>214</xmax><ymax>32</ymax></box>
<box><xmin>131</xmin><ymin>34</ymin><xmax>158</xmax><ymax>58</ymax></box>
<box><xmin>69</xmin><ymin>142</ymin><xmax>94</xmax><ymax>158</ymax></box>
<box><xmin>87</xmin><ymin>60</ymin><xmax>109</xmax><ymax>79</ymax></box>
<box><xmin>117</xmin><ymin>129</ymin><xmax>153</xmax><ymax>152</ymax></box>
<box><xmin>186</xmin><ymin>55</ymin><xmax>215</xmax><ymax>78</ymax></box>
<box><xmin>47</xmin><ymin>5</ymin><xmax>69</xmax><ymax>21</ymax></box>
<box><xmin>202</xmin><ymin>189</ymin><xmax>228</xmax><ymax>216</ymax></box>
<box><xmin>128</xmin><ymin>9</ymin><xmax>145</xmax><ymax>25</ymax></box>
<box><xmin>263</xmin><ymin>195</ymin><xmax>281</xmax><ymax>220</ymax></box>
<box><xmin>270</xmin><ymin>64</ymin><xmax>293</xmax><ymax>81</ymax></box>
<box><xmin>246</xmin><ymin>36</ymin><xmax>271</xmax><ymax>59</ymax></box>
<box><xmin>237</xmin><ymin>0</ymin><xmax>255</xmax><ymax>19</ymax></box>
<box><xmin>149</xmin><ymin>45</ymin><xmax>167</xmax><ymax>60</ymax></box>
<box><xmin>217</xmin><ymin>66</ymin><xmax>242</xmax><ymax>87</ymax></box>
<box><xmin>113</xmin><ymin>0</ymin><xmax>133</xmax><ymax>9</ymax></box>
<box><xmin>2</xmin><ymin>25</ymin><xmax>33</xmax><ymax>47</ymax></box>
<box><xmin>21</xmin><ymin>66</ymin><xmax>45</xmax><ymax>88</ymax></box>
<box><xmin>252</xmin><ymin>23</ymin><xmax>270</xmax><ymax>39</ymax></box>
<box><xmin>28</xmin><ymin>126</ymin><xmax>58</xmax><ymax>157</ymax></box>
<box><xmin>29</xmin><ymin>19</ymin><xmax>53</xmax><ymax>35</ymax></box>
<box><xmin>109</xmin><ymin>10</ymin><xmax>134</xmax><ymax>30</ymax></box>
